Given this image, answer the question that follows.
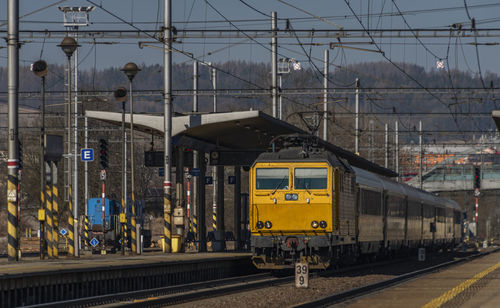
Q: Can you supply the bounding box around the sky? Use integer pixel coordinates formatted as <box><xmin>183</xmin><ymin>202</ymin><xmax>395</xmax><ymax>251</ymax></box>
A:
<box><xmin>0</xmin><ymin>0</ymin><xmax>500</xmax><ymax>77</ymax></box>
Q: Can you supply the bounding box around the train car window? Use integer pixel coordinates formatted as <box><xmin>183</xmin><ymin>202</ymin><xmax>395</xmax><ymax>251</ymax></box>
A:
<box><xmin>359</xmin><ymin>189</ymin><xmax>381</xmax><ymax>215</ymax></box>
<box><xmin>387</xmin><ymin>195</ymin><xmax>405</xmax><ymax>217</ymax></box>
<box><xmin>294</xmin><ymin>168</ymin><xmax>327</xmax><ymax>189</ymax></box>
<box><xmin>256</xmin><ymin>168</ymin><xmax>289</xmax><ymax>190</ymax></box>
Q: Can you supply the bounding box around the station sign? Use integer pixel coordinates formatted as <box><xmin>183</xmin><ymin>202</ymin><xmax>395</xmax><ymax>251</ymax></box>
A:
<box><xmin>90</xmin><ymin>237</ymin><xmax>99</xmax><ymax>247</ymax></box>
<box><xmin>205</xmin><ymin>176</ymin><xmax>213</xmax><ymax>185</ymax></box>
<box><xmin>81</xmin><ymin>148</ymin><xmax>94</xmax><ymax>162</ymax></box>
<box><xmin>159</xmin><ymin>167</ymin><xmax>164</xmax><ymax>177</ymax></box>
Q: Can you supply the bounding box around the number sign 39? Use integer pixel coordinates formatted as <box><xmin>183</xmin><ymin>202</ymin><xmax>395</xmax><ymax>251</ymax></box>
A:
<box><xmin>295</xmin><ymin>262</ymin><xmax>309</xmax><ymax>288</ymax></box>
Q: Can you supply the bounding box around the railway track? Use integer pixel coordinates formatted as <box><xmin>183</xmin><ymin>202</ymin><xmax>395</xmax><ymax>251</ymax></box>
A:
<box><xmin>293</xmin><ymin>247</ymin><xmax>500</xmax><ymax>308</ymax></box>
<box><xmin>24</xmin><ymin>248</ymin><xmax>494</xmax><ymax>307</ymax></box>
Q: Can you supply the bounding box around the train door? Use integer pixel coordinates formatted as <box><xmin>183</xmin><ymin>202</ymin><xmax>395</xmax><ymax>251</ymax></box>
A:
<box><xmin>432</xmin><ymin>206</ymin><xmax>437</xmax><ymax>244</ymax></box>
<box><xmin>404</xmin><ymin>197</ymin><xmax>408</xmax><ymax>244</ymax></box>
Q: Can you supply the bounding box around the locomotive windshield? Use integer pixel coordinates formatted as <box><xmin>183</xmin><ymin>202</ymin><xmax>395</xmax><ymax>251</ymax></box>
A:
<box><xmin>294</xmin><ymin>168</ymin><xmax>327</xmax><ymax>189</ymax></box>
<box><xmin>256</xmin><ymin>168</ymin><xmax>289</xmax><ymax>190</ymax></box>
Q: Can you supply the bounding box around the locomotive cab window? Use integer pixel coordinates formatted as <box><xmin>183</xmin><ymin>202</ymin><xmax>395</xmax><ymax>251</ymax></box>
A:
<box><xmin>256</xmin><ymin>168</ymin><xmax>289</xmax><ymax>190</ymax></box>
<box><xmin>294</xmin><ymin>168</ymin><xmax>327</xmax><ymax>190</ymax></box>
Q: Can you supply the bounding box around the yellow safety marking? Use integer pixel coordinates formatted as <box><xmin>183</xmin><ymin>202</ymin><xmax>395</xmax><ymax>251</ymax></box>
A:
<box><xmin>422</xmin><ymin>260</ymin><xmax>500</xmax><ymax>308</ymax></box>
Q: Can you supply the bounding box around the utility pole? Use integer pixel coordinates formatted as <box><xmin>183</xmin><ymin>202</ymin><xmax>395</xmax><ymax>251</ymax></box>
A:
<box><xmin>271</xmin><ymin>11</ymin><xmax>277</xmax><ymax>118</ymax></box>
<box><xmin>163</xmin><ymin>0</ymin><xmax>173</xmax><ymax>253</ymax></box>
<box><xmin>211</xmin><ymin>64</ymin><xmax>217</xmax><ymax>113</ymax></box>
<box><xmin>211</xmin><ymin>62</ymin><xmax>218</xmax><ymax>234</ymax></box>
<box><xmin>7</xmin><ymin>0</ymin><xmax>20</xmax><ymax>261</ymax></box>
<box><xmin>323</xmin><ymin>49</ymin><xmax>329</xmax><ymax>141</ymax></box>
<box><xmin>385</xmin><ymin>123</ymin><xmax>389</xmax><ymax>169</ymax></box>
<box><xmin>419</xmin><ymin>120</ymin><xmax>423</xmax><ymax>190</ymax></box>
<box><xmin>395</xmin><ymin>121</ymin><xmax>399</xmax><ymax>181</ymax></box>
<box><xmin>278</xmin><ymin>74</ymin><xmax>283</xmax><ymax>120</ymax></box>
<box><xmin>355</xmin><ymin>78</ymin><xmax>360</xmax><ymax>155</ymax></box>
<box><xmin>193</xmin><ymin>60</ymin><xmax>198</xmax><ymax>113</ymax></box>
<box><xmin>368</xmin><ymin>120</ymin><xmax>374</xmax><ymax>162</ymax></box>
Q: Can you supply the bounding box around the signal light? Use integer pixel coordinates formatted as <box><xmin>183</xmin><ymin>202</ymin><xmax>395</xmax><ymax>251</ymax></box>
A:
<box><xmin>99</xmin><ymin>138</ymin><xmax>108</xmax><ymax>170</ymax></box>
<box><xmin>474</xmin><ymin>167</ymin><xmax>481</xmax><ymax>189</ymax></box>
<box><xmin>265</xmin><ymin>221</ymin><xmax>272</xmax><ymax>229</ymax></box>
<box><xmin>311</xmin><ymin>221</ymin><xmax>319</xmax><ymax>229</ymax></box>
<box><xmin>320</xmin><ymin>221</ymin><xmax>327</xmax><ymax>228</ymax></box>
<box><xmin>256</xmin><ymin>221</ymin><xmax>264</xmax><ymax>229</ymax></box>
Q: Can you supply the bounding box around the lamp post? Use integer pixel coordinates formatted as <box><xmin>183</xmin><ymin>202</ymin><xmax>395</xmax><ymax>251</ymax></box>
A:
<box><xmin>32</xmin><ymin>60</ymin><xmax>48</xmax><ymax>259</ymax></box>
<box><xmin>121</xmin><ymin>62</ymin><xmax>140</xmax><ymax>254</ymax></box>
<box><xmin>114</xmin><ymin>87</ymin><xmax>127</xmax><ymax>255</ymax></box>
<box><xmin>58</xmin><ymin>36</ymin><xmax>79</xmax><ymax>257</ymax></box>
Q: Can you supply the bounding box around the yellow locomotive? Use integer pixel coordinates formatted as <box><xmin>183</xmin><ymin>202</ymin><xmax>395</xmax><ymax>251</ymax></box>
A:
<box><xmin>250</xmin><ymin>135</ymin><xmax>462</xmax><ymax>269</ymax></box>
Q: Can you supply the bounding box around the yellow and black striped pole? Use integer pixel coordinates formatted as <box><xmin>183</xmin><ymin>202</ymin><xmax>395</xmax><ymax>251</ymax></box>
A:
<box><xmin>163</xmin><ymin>182</ymin><xmax>172</xmax><ymax>253</ymax></box>
<box><xmin>131</xmin><ymin>194</ymin><xmax>137</xmax><ymax>253</ymax></box>
<box><xmin>45</xmin><ymin>173</ymin><xmax>53</xmax><ymax>258</ymax></box>
<box><xmin>67</xmin><ymin>186</ymin><xmax>75</xmax><ymax>256</ymax></box>
<box><xmin>8</xmin><ymin>172</ymin><xmax>19</xmax><ymax>261</ymax></box>
<box><xmin>212</xmin><ymin>205</ymin><xmax>217</xmax><ymax>231</ymax></box>
<box><xmin>83</xmin><ymin>215</ymin><xmax>89</xmax><ymax>249</ymax></box>
<box><xmin>51</xmin><ymin>162</ymin><xmax>59</xmax><ymax>258</ymax></box>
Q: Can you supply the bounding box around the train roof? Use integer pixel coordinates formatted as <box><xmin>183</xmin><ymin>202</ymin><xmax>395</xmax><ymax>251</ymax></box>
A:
<box><xmin>353</xmin><ymin>167</ymin><xmax>461</xmax><ymax>210</ymax></box>
<box><xmin>254</xmin><ymin>147</ymin><xmax>352</xmax><ymax>171</ymax></box>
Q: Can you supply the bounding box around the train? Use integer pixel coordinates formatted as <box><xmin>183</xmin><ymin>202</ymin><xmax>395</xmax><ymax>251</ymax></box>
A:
<box><xmin>87</xmin><ymin>198</ymin><xmax>152</xmax><ymax>251</ymax></box>
<box><xmin>249</xmin><ymin>135</ymin><xmax>463</xmax><ymax>269</ymax></box>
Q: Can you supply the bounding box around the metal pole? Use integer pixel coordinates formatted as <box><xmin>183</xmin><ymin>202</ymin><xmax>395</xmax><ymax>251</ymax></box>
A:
<box><xmin>84</xmin><ymin>114</ymin><xmax>89</xmax><ymax>249</ymax></box>
<box><xmin>129</xmin><ymin>79</ymin><xmax>138</xmax><ymax>254</ymax></box>
<box><xmin>355</xmin><ymin>78</ymin><xmax>360</xmax><ymax>155</ymax></box>
<box><xmin>121</xmin><ymin>101</ymin><xmax>126</xmax><ymax>254</ymax></box>
<box><xmin>193</xmin><ymin>60</ymin><xmax>198</xmax><ymax>113</ymax></box>
<box><xmin>7</xmin><ymin>0</ymin><xmax>20</xmax><ymax>262</ymax></box>
<box><xmin>419</xmin><ymin>120</ymin><xmax>423</xmax><ymax>190</ymax></box>
<box><xmin>271</xmin><ymin>11</ymin><xmax>277</xmax><ymax>118</ymax></box>
<box><xmin>234</xmin><ymin>166</ymin><xmax>241</xmax><ymax>250</ymax></box>
<box><xmin>73</xmin><ymin>39</ymin><xmax>79</xmax><ymax>258</ymax></box>
<box><xmin>212</xmin><ymin>64</ymin><xmax>217</xmax><ymax>113</ymax></box>
<box><xmin>323</xmin><ymin>49</ymin><xmax>329</xmax><ymax>141</ymax></box>
<box><xmin>45</xmin><ymin>161</ymin><xmax>53</xmax><ymax>258</ymax></box>
<box><xmin>278</xmin><ymin>74</ymin><xmax>283</xmax><ymax>120</ymax></box>
<box><xmin>51</xmin><ymin>162</ymin><xmax>59</xmax><ymax>258</ymax></box>
<box><xmin>163</xmin><ymin>0</ymin><xmax>173</xmax><ymax>253</ymax></box>
<box><xmin>395</xmin><ymin>121</ymin><xmax>399</xmax><ymax>181</ymax></box>
<box><xmin>39</xmin><ymin>76</ymin><xmax>46</xmax><ymax>259</ymax></box>
<box><xmin>66</xmin><ymin>54</ymin><xmax>75</xmax><ymax>257</ymax></box>
<box><xmin>385</xmin><ymin>123</ymin><xmax>388</xmax><ymax>169</ymax></box>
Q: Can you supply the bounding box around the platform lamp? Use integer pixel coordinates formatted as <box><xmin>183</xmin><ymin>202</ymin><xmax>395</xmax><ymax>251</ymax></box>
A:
<box><xmin>58</xmin><ymin>36</ymin><xmax>80</xmax><ymax>257</ymax></box>
<box><xmin>114</xmin><ymin>87</ymin><xmax>128</xmax><ymax>255</ymax></box>
<box><xmin>121</xmin><ymin>62</ymin><xmax>141</xmax><ymax>254</ymax></box>
<box><xmin>31</xmin><ymin>60</ymin><xmax>48</xmax><ymax>259</ymax></box>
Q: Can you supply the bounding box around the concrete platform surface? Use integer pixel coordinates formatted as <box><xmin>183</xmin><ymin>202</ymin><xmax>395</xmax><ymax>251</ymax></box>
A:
<box><xmin>344</xmin><ymin>248</ymin><xmax>500</xmax><ymax>308</ymax></box>
<box><xmin>0</xmin><ymin>252</ymin><xmax>251</xmax><ymax>277</ymax></box>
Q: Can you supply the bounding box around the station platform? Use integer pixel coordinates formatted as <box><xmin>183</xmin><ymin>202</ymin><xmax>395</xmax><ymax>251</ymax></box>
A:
<box><xmin>0</xmin><ymin>251</ymin><xmax>253</xmax><ymax>307</ymax></box>
<box><xmin>0</xmin><ymin>251</ymin><xmax>251</xmax><ymax>277</ymax></box>
<box><xmin>345</xmin><ymin>248</ymin><xmax>500</xmax><ymax>308</ymax></box>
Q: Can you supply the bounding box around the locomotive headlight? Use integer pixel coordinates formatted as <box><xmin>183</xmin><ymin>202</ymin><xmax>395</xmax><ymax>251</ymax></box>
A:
<box><xmin>306</xmin><ymin>198</ymin><xmax>310</xmax><ymax>204</ymax></box>
<box><xmin>256</xmin><ymin>221</ymin><xmax>264</xmax><ymax>229</ymax></box>
<box><xmin>285</xmin><ymin>193</ymin><xmax>299</xmax><ymax>201</ymax></box>
<box><xmin>265</xmin><ymin>221</ymin><xmax>272</xmax><ymax>229</ymax></box>
<box><xmin>273</xmin><ymin>198</ymin><xmax>277</xmax><ymax>204</ymax></box>
<box><xmin>311</xmin><ymin>220</ymin><xmax>319</xmax><ymax>228</ymax></box>
<box><xmin>320</xmin><ymin>220</ymin><xmax>327</xmax><ymax>228</ymax></box>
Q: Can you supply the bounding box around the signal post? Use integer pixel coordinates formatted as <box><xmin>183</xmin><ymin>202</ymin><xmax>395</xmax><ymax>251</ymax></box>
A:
<box><xmin>99</xmin><ymin>138</ymin><xmax>108</xmax><ymax>254</ymax></box>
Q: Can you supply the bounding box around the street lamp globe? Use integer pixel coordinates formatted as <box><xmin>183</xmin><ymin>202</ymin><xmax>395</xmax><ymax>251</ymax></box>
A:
<box><xmin>121</xmin><ymin>62</ymin><xmax>141</xmax><ymax>81</ymax></box>
<box><xmin>31</xmin><ymin>60</ymin><xmax>48</xmax><ymax>78</ymax></box>
<box><xmin>58</xmin><ymin>36</ymin><xmax>79</xmax><ymax>58</ymax></box>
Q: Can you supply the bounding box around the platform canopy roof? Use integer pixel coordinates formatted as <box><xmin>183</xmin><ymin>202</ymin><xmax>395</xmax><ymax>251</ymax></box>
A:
<box><xmin>85</xmin><ymin>110</ymin><xmax>396</xmax><ymax>177</ymax></box>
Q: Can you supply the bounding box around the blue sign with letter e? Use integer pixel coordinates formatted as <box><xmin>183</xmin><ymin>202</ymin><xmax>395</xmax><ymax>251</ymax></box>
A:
<box><xmin>81</xmin><ymin>148</ymin><xmax>94</xmax><ymax>162</ymax></box>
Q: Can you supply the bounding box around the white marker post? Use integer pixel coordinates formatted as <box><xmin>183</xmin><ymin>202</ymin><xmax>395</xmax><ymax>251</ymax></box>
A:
<box><xmin>295</xmin><ymin>262</ymin><xmax>309</xmax><ymax>288</ymax></box>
